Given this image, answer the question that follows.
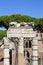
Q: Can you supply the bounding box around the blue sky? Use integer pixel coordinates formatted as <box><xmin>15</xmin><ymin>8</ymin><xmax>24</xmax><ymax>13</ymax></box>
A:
<box><xmin>0</xmin><ymin>26</ymin><xmax>6</xmax><ymax>30</ymax></box>
<box><xmin>0</xmin><ymin>0</ymin><xmax>43</xmax><ymax>18</ymax></box>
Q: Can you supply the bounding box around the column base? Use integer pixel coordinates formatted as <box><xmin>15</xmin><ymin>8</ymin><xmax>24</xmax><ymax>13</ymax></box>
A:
<box><xmin>4</xmin><ymin>59</ymin><xmax>9</xmax><ymax>65</ymax></box>
<box><xmin>32</xmin><ymin>61</ymin><xmax>38</xmax><ymax>65</ymax></box>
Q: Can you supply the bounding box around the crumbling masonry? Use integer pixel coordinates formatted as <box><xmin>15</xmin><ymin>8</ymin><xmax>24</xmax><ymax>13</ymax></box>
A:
<box><xmin>0</xmin><ymin>22</ymin><xmax>43</xmax><ymax>65</ymax></box>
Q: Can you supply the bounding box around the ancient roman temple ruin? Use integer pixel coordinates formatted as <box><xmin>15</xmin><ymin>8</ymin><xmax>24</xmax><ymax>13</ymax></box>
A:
<box><xmin>0</xmin><ymin>22</ymin><xmax>43</xmax><ymax>65</ymax></box>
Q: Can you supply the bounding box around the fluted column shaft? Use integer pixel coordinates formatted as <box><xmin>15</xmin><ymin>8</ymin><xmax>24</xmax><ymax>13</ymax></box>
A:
<box><xmin>32</xmin><ymin>37</ymin><xmax>38</xmax><ymax>65</ymax></box>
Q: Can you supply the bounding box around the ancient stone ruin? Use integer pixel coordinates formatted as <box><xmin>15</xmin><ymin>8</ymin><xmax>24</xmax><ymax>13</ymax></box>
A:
<box><xmin>0</xmin><ymin>22</ymin><xmax>43</xmax><ymax>65</ymax></box>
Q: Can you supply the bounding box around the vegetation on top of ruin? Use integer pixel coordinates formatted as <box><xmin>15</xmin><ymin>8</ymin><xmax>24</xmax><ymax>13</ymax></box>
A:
<box><xmin>0</xmin><ymin>14</ymin><xmax>43</xmax><ymax>40</ymax></box>
<box><xmin>0</xmin><ymin>14</ymin><xmax>43</xmax><ymax>30</ymax></box>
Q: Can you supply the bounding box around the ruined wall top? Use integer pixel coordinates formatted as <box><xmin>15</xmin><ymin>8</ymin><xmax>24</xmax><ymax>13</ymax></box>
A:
<box><xmin>7</xmin><ymin>22</ymin><xmax>37</xmax><ymax>38</ymax></box>
<box><xmin>9</xmin><ymin>22</ymin><xmax>34</xmax><ymax>29</ymax></box>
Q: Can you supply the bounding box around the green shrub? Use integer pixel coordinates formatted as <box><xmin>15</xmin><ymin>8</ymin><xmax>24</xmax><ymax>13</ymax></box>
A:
<box><xmin>0</xmin><ymin>30</ymin><xmax>7</xmax><ymax>40</ymax></box>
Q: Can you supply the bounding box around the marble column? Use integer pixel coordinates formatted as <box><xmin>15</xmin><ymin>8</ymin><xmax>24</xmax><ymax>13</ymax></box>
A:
<box><xmin>32</xmin><ymin>37</ymin><xmax>38</xmax><ymax>65</ymax></box>
<box><xmin>3</xmin><ymin>37</ymin><xmax>10</xmax><ymax>65</ymax></box>
<box><xmin>18</xmin><ymin>37</ymin><xmax>24</xmax><ymax>65</ymax></box>
<box><xmin>4</xmin><ymin>49</ymin><xmax>10</xmax><ymax>65</ymax></box>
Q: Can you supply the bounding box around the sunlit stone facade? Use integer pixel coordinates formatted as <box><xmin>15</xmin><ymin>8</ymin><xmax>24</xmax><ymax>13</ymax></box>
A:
<box><xmin>0</xmin><ymin>22</ymin><xmax>43</xmax><ymax>65</ymax></box>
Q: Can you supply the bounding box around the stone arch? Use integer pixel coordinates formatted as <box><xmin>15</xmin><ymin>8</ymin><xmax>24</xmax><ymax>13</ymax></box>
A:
<box><xmin>26</xmin><ymin>41</ymin><xmax>28</xmax><ymax>48</ymax></box>
<box><xmin>29</xmin><ymin>40</ymin><xmax>31</xmax><ymax>48</ymax></box>
<box><xmin>27</xmin><ymin>51</ymin><xmax>30</xmax><ymax>58</ymax></box>
<box><xmin>24</xmin><ymin>50</ymin><xmax>30</xmax><ymax>58</ymax></box>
